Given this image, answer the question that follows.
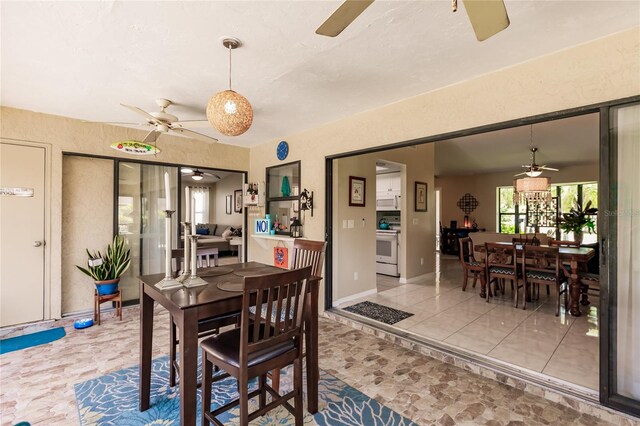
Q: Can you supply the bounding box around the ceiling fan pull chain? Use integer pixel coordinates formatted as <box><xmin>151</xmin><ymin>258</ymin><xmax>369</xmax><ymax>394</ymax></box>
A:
<box><xmin>452</xmin><ymin>0</ymin><xmax>457</xmax><ymax>12</ymax></box>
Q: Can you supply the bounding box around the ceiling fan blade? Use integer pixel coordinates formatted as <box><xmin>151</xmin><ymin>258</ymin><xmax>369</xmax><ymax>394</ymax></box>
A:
<box><xmin>203</xmin><ymin>172</ymin><xmax>222</xmax><ymax>180</ymax></box>
<box><xmin>541</xmin><ymin>166</ymin><xmax>559</xmax><ymax>171</ymax></box>
<box><xmin>121</xmin><ymin>104</ymin><xmax>159</xmax><ymax>123</ymax></box>
<box><xmin>462</xmin><ymin>0</ymin><xmax>510</xmax><ymax>41</ymax></box>
<box><xmin>316</xmin><ymin>0</ymin><xmax>375</xmax><ymax>37</ymax></box>
<box><xmin>172</xmin><ymin>120</ymin><xmax>211</xmax><ymax>128</ymax></box>
<box><xmin>514</xmin><ymin>171</ymin><xmax>528</xmax><ymax>177</ymax></box>
<box><xmin>170</xmin><ymin>127</ymin><xmax>219</xmax><ymax>144</ymax></box>
<box><xmin>142</xmin><ymin>130</ymin><xmax>160</xmax><ymax>144</ymax></box>
<box><xmin>83</xmin><ymin>120</ymin><xmax>147</xmax><ymax>126</ymax></box>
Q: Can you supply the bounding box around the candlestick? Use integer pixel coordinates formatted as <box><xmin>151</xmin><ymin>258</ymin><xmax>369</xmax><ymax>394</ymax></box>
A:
<box><xmin>175</xmin><ymin>220</ymin><xmax>191</xmax><ymax>283</ymax></box>
<box><xmin>154</xmin><ymin>210</ymin><xmax>182</xmax><ymax>290</ymax></box>
<box><xmin>185</xmin><ymin>186</ymin><xmax>190</xmax><ymax>225</ymax></box>
<box><xmin>182</xmin><ymin>234</ymin><xmax>207</xmax><ymax>288</ymax></box>
<box><xmin>191</xmin><ymin>194</ymin><xmax>196</xmax><ymax>234</ymax></box>
<box><xmin>164</xmin><ymin>172</ymin><xmax>171</xmax><ymax>211</ymax></box>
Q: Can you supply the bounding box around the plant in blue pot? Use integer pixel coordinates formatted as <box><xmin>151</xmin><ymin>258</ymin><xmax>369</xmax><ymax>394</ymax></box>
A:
<box><xmin>76</xmin><ymin>235</ymin><xmax>131</xmax><ymax>296</ymax></box>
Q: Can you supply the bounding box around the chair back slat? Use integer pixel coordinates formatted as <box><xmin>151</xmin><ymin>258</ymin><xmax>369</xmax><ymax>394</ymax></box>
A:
<box><xmin>522</xmin><ymin>245</ymin><xmax>560</xmax><ymax>275</ymax></box>
<box><xmin>485</xmin><ymin>242</ymin><xmax>516</xmax><ymax>269</ymax></box>
<box><xmin>549</xmin><ymin>239</ymin><xmax>580</xmax><ymax>248</ymax></box>
<box><xmin>458</xmin><ymin>237</ymin><xmax>474</xmax><ymax>264</ymax></box>
<box><xmin>291</xmin><ymin>240</ymin><xmax>326</xmax><ymax>278</ymax></box>
<box><xmin>241</xmin><ymin>266</ymin><xmax>313</xmax><ymax>360</ymax></box>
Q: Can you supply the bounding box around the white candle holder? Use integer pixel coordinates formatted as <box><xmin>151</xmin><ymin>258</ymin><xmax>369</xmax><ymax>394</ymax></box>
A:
<box><xmin>155</xmin><ymin>210</ymin><xmax>182</xmax><ymax>290</ymax></box>
<box><xmin>176</xmin><ymin>221</ymin><xmax>192</xmax><ymax>283</ymax></box>
<box><xmin>182</xmin><ymin>234</ymin><xmax>208</xmax><ymax>288</ymax></box>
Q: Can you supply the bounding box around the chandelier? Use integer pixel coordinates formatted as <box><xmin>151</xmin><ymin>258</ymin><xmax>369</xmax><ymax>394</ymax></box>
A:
<box><xmin>206</xmin><ymin>38</ymin><xmax>253</xmax><ymax>136</ymax></box>
<box><xmin>514</xmin><ymin>176</ymin><xmax>551</xmax><ymax>204</ymax></box>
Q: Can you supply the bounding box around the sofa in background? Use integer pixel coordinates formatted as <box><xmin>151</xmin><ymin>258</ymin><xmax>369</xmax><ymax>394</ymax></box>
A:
<box><xmin>189</xmin><ymin>223</ymin><xmax>242</xmax><ymax>253</ymax></box>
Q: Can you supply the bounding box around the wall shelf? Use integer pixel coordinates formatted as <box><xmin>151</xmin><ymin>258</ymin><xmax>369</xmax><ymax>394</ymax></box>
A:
<box><xmin>251</xmin><ymin>234</ymin><xmax>304</xmax><ymax>250</ymax></box>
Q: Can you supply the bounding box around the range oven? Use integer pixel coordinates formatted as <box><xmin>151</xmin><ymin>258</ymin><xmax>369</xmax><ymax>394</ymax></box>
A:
<box><xmin>376</xmin><ymin>230</ymin><xmax>399</xmax><ymax>277</ymax></box>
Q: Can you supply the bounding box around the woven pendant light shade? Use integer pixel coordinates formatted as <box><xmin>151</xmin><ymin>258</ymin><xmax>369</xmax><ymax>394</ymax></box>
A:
<box><xmin>206</xmin><ymin>90</ymin><xmax>253</xmax><ymax>137</ymax></box>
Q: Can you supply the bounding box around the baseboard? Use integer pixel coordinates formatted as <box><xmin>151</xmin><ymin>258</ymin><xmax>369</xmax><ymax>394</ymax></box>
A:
<box><xmin>332</xmin><ymin>289</ymin><xmax>377</xmax><ymax>307</ymax></box>
<box><xmin>399</xmin><ymin>272</ymin><xmax>435</xmax><ymax>284</ymax></box>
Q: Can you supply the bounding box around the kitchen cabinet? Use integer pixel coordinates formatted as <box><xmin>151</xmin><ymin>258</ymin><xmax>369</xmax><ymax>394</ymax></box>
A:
<box><xmin>376</xmin><ymin>172</ymin><xmax>401</xmax><ymax>195</ymax></box>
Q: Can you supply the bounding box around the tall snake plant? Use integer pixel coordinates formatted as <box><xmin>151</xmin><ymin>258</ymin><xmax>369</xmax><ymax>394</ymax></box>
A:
<box><xmin>76</xmin><ymin>235</ymin><xmax>131</xmax><ymax>281</ymax></box>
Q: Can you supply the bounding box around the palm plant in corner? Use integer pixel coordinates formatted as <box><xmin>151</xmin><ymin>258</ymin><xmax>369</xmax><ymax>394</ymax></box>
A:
<box><xmin>558</xmin><ymin>200</ymin><xmax>598</xmax><ymax>244</ymax></box>
<box><xmin>76</xmin><ymin>235</ymin><xmax>131</xmax><ymax>295</ymax></box>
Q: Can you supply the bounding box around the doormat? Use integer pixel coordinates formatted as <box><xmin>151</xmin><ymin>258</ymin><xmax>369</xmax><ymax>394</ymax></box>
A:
<box><xmin>0</xmin><ymin>327</ymin><xmax>66</xmax><ymax>355</ymax></box>
<box><xmin>74</xmin><ymin>355</ymin><xmax>417</xmax><ymax>425</ymax></box>
<box><xmin>343</xmin><ymin>301</ymin><xmax>413</xmax><ymax>325</ymax></box>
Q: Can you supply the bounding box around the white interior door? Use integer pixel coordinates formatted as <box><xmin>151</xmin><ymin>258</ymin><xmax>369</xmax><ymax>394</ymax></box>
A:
<box><xmin>0</xmin><ymin>143</ymin><xmax>45</xmax><ymax>327</ymax></box>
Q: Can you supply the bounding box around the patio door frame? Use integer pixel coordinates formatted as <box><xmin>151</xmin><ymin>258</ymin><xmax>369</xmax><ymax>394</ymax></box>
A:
<box><xmin>323</xmin><ymin>95</ymin><xmax>640</xmax><ymax>415</ymax></box>
<box><xmin>599</xmin><ymin>100</ymin><xmax>640</xmax><ymax>417</ymax></box>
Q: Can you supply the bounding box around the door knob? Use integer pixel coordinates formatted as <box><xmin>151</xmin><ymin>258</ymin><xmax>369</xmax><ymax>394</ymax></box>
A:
<box><xmin>33</xmin><ymin>241</ymin><xmax>43</xmax><ymax>247</ymax></box>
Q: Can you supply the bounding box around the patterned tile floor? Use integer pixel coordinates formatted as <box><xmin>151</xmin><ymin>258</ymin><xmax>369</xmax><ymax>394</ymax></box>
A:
<box><xmin>0</xmin><ymin>304</ymin><xmax>628</xmax><ymax>425</ymax></box>
<box><xmin>339</xmin><ymin>254</ymin><xmax>600</xmax><ymax>391</ymax></box>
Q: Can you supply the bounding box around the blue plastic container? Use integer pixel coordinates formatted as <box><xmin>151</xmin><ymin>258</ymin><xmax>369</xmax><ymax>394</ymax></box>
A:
<box><xmin>74</xmin><ymin>318</ymin><xmax>94</xmax><ymax>329</ymax></box>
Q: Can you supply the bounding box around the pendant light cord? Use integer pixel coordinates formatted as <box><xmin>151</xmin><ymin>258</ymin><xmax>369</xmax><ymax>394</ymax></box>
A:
<box><xmin>228</xmin><ymin>44</ymin><xmax>232</xmax><ymax>91</ymax></box>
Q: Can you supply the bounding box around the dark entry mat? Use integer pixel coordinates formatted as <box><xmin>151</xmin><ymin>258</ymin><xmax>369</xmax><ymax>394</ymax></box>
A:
<box><xmin>343</xmin><ymin>301</ymin><xmax>413</xmax><ymax>325</ymax></box>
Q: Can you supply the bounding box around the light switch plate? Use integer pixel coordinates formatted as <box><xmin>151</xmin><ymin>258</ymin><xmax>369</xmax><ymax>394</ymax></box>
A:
<box><xmin>413</xmin><ymin>218</ymin><xmax>419</xmax><ymax>225</ymax></box>
<box><xmin>348</xmin><ymin>220</ymin><xmax>354</xmax><ymax>228</ymax></box>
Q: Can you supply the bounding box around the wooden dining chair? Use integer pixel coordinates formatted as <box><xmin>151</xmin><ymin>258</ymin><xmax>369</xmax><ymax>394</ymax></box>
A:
<box><xmin>521</xmin><ymin>245</ymin><xmax>567</xmax><ymax>315</ymax></box>
<box><xmin>200</xmin><ymin>266</ymin><xmax>315</xmax><ymax>426</ymax></box>
<box><xmin>485</xmin><ymin>243</ymin><xmax>519</xmax><ymax>304</ymax></box>
<box><xmin>267</xmin><ymin>239</ymin><xmax>326</xmax><ymax>392</ymax></box>
<box><xmin>578</xmin><ymin>272</ymin><xmax>600</xmax><ymax>305</ymax></box>
<box><xmin>167</xmin><ymin>247</ymin><xmax>236</xmax><ymax>387</ymax></box>
<box><xmin>458</xmin><ymin>237</ymin><xmax>486</xmax><ymax>292</ymax></box>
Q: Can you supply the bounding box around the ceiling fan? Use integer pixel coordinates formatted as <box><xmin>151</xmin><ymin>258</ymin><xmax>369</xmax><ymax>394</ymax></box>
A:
<box><xmin>514</xmin><ymin>147</ymin><xmax>559</xmax><ymax>177</ymax></box>
<box><xmin>181</xmin><ymin>168</ymin><xmax>221</xmax><ymax>181</ymax></box>
<box><xmin>315</xmin><ymin>0</ymin><xmax>510</xmax><ymax>41</ymax></box>
<box><xmin>103</xmin><ymin>98</ymin><xmax>218</xmax><ymax>144</ymax></box>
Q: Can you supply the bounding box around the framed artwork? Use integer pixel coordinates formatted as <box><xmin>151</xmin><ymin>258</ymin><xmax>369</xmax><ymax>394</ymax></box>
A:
<box><xmin>234</xmin><ymin>189</ymin><xmax>243</xmax><ymax>213</ymax></box>
<box><xmin>415</xmin><ymin>181</ymin><xmax>427</xmax><ymax>212</ymax></box>
<box><xmin>349</xmin><ymin>176</ymin><xmax>366</xmax><ymax>207</ymax></box>
<box><xmin>225</xmin><ymin>195</ymin><xmax>232</xmax><ymax>215</ymax></box>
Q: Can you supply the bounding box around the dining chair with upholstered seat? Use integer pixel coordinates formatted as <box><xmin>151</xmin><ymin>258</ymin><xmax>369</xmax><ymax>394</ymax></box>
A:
<box><xmin>521</xmin><ymin>245</ymin><xmax>567</xmax><ymax>315</ymax></box>
<box><xmin>167</xmin><ymin>247</ymin><xmax>237</xmax><ymax>388</ymax></box>
<box><xmin>200</xmin><ymin>266</ymin><xmax>315</xmax><ymax>426</ymax></box>
<box><xmin>485</xmin><ymin>243</ymin><xmax>519</xmax><ymax>304</ymax></box>
<box><xmin>458</xmin><ymin>237</ymin><xmax>486</xmax><ymax>292</ymax></box>
<box><xmin>263</xmin><ymin>239</ymin><xmax>326</xmax><ymax>392</ymax></box>
<box><xmin>579</xmin><ymin>272</ymin><xmax>600</xmax><ymax>305</ymax></box>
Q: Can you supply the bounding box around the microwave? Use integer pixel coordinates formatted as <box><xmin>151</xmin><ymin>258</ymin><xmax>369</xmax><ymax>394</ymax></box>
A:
<box><xmin>376</xmin><ymin>195</ymin><xmax>400</xmax><ymax>211</ymax></box>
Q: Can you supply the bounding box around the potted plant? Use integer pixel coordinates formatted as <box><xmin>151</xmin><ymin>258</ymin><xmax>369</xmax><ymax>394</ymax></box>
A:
<box><xmin>76</xmin><ymin>235</ymin><xmax>131</xmax><ymax>295</ymax></box>
<box><xmin>558</xmin><ymin>200</ymin><xmax>598</xmax><ymax>244</ymax></box>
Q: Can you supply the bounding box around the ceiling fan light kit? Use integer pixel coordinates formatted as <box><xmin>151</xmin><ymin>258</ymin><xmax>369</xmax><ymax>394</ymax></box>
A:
<box><xmin>207</xmin><ymin>37</ymin><xmax>253</xmax><ymax>137</ymax></box>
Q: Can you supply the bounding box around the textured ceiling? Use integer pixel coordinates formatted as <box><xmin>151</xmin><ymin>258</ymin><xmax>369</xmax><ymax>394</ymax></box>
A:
<box><xmin>434</xmin><ymin>113</ymin><xmax>599</xmax><ymax>176</ymax></box>
<box><xmin>1</xmin><ymin>1</ymin><xmax>638</xmax><ymax>147</ymax></box>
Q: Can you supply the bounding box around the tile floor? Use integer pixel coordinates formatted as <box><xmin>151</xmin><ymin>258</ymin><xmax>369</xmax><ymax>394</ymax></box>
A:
<box><xmin>1</xmin><ymin>307</ymin><xmax>622</xmax><ymax>425</ymax></box>
<box><xmin>339</xmin><ymin>253</ymin><xmax>600</xmax><ymax>391</ymax></box>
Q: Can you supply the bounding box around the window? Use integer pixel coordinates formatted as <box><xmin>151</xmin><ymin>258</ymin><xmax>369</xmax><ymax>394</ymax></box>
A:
<box><xmin>498</xmin><ymin>182</ymin><xmax>598</xmax><ymax>241</ymax></box>
<box><xmin>191</xmin><ymin>187</ymin><xmax>210</xmax><ymax>225</ymax></box>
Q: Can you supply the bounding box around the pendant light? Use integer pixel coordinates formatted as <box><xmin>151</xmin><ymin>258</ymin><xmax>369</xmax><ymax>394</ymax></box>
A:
<box><xmin>206</xmin><ymin>37</ymin><xmax>253</xmax><ymax>136</ymax></box>
<box><xmin>513</xmin><ymin>125</ymin><xmax>551</xmax><ymax>205</ymax></box>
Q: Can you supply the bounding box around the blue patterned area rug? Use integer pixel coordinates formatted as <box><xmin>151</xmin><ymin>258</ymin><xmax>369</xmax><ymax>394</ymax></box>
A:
<box><xmin>74</xmin><ymin>355</ymin><xmax>415</xmax><ymax>425</ymax></box>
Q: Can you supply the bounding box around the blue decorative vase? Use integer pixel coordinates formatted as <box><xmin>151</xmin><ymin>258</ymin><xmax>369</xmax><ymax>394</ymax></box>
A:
<box><xmin>281</xmin><ymin>176</ymin><xmax>291</xmax><ymax>197</ymax></box>
<box><xmin>95</xmin><ymin>278</ymin><xmax>120</xmax><ymax>295</ymax></box>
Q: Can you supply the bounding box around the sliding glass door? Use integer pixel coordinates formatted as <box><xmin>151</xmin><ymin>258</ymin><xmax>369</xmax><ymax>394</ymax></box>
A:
<box><xmin>602</xmin><ymin>101</ymin><xmax>640</xmax><ymax>416</ymax></box>
<box><xmin>117</xmin><ymin>162</ymin><xmax>178</xmax><ymax>302</ymax></box>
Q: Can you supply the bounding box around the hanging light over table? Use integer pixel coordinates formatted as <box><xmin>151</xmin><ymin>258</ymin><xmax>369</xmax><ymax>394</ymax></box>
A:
<box><xmin>206</xmin><ymin>37</ymin><xmax>253</xmax><ymax>136</ymax></box>
<box><xmin>513</xmin><ymin>176</ymin><xmax>551</xmax><ymax>204</ymax></box>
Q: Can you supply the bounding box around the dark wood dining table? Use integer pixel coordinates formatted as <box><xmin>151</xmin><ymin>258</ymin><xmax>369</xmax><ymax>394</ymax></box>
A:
<box><xmin>474</xmin><ymin>243</ymin><xmax>595</xmax><ymax>316</ymax></box>
<box><xmin>138</xmin><ymin>262</ymin><xmax>320</xmax><ymax>426</ymax></box>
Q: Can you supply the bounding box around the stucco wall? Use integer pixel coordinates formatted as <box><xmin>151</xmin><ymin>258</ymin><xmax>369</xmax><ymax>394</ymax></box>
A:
<box><xmin>0</xmin><ymin>107</ymin><xmax>250</xmax><ymax>317</ymax></box>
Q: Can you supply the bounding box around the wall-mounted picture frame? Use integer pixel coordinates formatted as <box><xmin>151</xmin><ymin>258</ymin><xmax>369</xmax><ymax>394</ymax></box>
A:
<box><xmin>233</xmin><ymin>189</ymin><xmax>243</xmax><ymax>213</ymax></box>
<box><xmin>349</xmin><ymin>176</ymin><xmax>366</xmax><ymax>207</ymax></box>
<box><xmin>225</xmin><ymin>195</ymin><xmax>232</xmax><ymax>215</ymax></box>
<box><xmin>415</xmin><ymin>181</ymin><xmax>427</xmax><ymax>212</ymax></box>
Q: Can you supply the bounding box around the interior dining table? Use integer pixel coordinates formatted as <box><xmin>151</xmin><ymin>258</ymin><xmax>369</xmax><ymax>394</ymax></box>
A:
<box><xmin>474</xmin><ymin>242</ymin><xmax>595</xmax><ymax>316</ymax></box>
<box><xmin>138</xmin><ymin>261</ymin><xmax>320</xmax><ymax>426</ymax></box>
